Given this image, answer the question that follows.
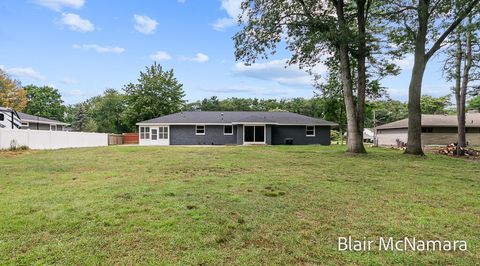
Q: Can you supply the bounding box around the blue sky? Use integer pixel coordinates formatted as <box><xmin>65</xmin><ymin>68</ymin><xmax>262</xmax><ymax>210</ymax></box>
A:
<box><xmin>0</xmin><ymin>0</ymin><xmax>454</xmax><ymax>105</ymax></box>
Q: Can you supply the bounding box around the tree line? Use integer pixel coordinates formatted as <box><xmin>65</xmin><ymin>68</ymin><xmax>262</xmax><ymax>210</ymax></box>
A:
<box><xmin>4</xmin><ymin>61</ymin><xmax>478</xmax><ymax>136</ymax></box>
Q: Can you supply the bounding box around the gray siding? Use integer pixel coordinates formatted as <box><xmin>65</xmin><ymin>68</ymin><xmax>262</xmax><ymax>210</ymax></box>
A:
<box><xmin>27</xmin><ymin>122</ymin><xmax>50</xmax><ymax>130</ymax></box>
<box><xmin>170</xmin><ymin>125</ymin><xmax>237</xmax><ymax>145</ymax></box>
<box><xmin>23</xmin><ymin>123</ymin><xmax>64</xmax><ymax>131</ymax></box>
<box><xmin>236</xmin><ymin>125</ymin><xmax>243</xmax><ymax>145</ymax></box>
<box><xmin>266</xmin><ymin>125</ymin><xmax>272</xmax><ymax>144</ymax></box>
<box><xmin>271</xmin><ymin>125</ymin><xmax>331</xmax><ymax>145</ymax></box>
<box><xmin>168</xmin><ymin>124</ymin><xmax>331</xmax><ymax>145</ymax></box>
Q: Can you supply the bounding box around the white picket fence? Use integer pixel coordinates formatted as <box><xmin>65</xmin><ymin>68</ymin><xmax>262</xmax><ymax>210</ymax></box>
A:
<box><xmin>0</xmin><ymin>128</ymin><xmax>108</xmax><ymax>150</ymax></box>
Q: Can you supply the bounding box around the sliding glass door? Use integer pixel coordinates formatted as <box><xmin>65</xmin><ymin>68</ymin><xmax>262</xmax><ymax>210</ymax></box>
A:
<box><xmin>244</xmin><ymin>125</ymin><xmax>265</xmax><ymax>144</ymax></box>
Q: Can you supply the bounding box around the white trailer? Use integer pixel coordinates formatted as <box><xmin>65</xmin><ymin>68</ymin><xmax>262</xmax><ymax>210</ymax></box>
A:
<box><xmin>0</xmin><ymin>107</ymin><xmax>22</xmax><ymax>129</ymax></box>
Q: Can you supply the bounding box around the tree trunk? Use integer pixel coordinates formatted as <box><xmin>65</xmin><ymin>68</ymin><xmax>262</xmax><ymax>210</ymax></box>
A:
<box><xmin>459</xmin><ymin>16</ymin><xmax>473</xmax><ymax>147</ymax></box>
<box><xmin>335</xmin><ymin>0</ymin><xmax>366</xmax><ymax>154</ymax></box>
<box><xmin>405</xmin><ymin>0</ymin><xmax>428</xmax><ymax>156</ymax></box>
<box><xmin>356</xmin><ymin>0</ymin><xmax>367</xmax><ymax>145</ymax></box>
<box><xmin>453</xmin><ymin>29</ymin><xmax>465</xmax><ymax>151</ymax></box>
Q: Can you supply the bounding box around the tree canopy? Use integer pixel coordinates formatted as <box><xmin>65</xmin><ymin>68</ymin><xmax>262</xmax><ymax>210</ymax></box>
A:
<box><xmin>87</xmin><ymin>89</ymin><xmax>128</xmax><ymax>133</ymax></box>
<box><xmin>24</xmin><ymin>85</ymin><xmax>66</xmax><ymax>121</ymax></box>
<box><xmin>0</xmin><ymin>69</ymin><xmax>26</xmax><ymax>110</ymax></box>
<box><xmin>124</xmin><ymin>62</ymin><xmax>185</xmax><ymax>130</ymax></box>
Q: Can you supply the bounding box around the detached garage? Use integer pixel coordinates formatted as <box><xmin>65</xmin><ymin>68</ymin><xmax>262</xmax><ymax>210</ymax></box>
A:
<box><xmin>375</xmin><ymin>111</ymin><xmax>480</xmax><ymax>146</ymax></box>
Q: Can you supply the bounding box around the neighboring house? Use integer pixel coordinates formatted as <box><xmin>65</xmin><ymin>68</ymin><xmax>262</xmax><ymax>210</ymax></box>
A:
<box><xmin>17</xmin><ymin>112</ymin><xmax>69</xmax><ymax>131</ymax></box>
<box><xmin>0</xmin><ymin>107</ymin><xmax>22</xmax><ymax>129</ymax></box>
<box><xmin>374</xmin><ymin>110</ymin><xmax>480</xmax><ymax>146</ymax></box>
<box><xmin>137</xmin><ymin>111</ymin><xmax>337</xmax><ymax>146</ymax></box>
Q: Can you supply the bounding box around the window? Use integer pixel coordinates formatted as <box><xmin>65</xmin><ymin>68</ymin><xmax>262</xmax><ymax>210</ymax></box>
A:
<box><xmin>306</xmin><ymin>126</ymin><xmax>315</xmax><ymax>136</ymax></box>
<box><xmin>0</xmin><ymin>114</ymin><xmax>4</xmax><ymax>121</ymax></box>
<box><xmin>151</xmin><ymin>129</ymin><xmax>158</xmax><ymax>140</ymax></box>
<box><xmin>422</xmin><ymin>127</ymin><xmax>433</xmax><ymax>133</ymax></box>
<box><xmin>50</xmin><ymin>125</ymin><xmax>56</xmax><ymax>131</ymax></box>
<box><xmin>21</xmin><ymin>122</ymin><xmax>29</xmax><ymax>128</ymax></box>
<box><xmin>140</xmin><ymin>127</ymin><xmax>150</xmax><ymax>139</ymax></box>
<box><xmin>196</xmin><ymin>125</ymin><xmax>205</xmax><ymax>135</ymax></box>
<box><xmin>467</xmin><ymin>127</ymin><xmax>480</xmax><ymax>133</ymax></box>
<box><xmin>159</xmin><ymin>126</ymin><xmax>168</xmax><ymax>139</ymax></box>
<box><xmin>224</xmin><ymin>125</ymin><xmax>233</xmax><ymax>135</ymax></box>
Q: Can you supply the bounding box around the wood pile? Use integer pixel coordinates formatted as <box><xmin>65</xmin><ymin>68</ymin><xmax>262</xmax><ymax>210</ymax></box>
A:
<box><xmin>438</xmin><ymin>144</ymin><xmax>480</xmax><ymax>157</ymax></box>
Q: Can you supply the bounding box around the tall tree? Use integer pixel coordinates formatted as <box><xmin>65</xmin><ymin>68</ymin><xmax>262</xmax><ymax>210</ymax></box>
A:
<box><xmin>420</xmin><ymin>95</ymin><xmax>451</xmax><ymax>114</ymax></box>
<box><xmin>443</xmin><ymin>14</ymin><xmax>480</xmax><ymax>147</ymax></box>
<box><xmin>382</xmin><ymin>0</ymin><xmax>480</xmax><ymax>155</ymax></box>
<box><xmin>71</xmin><ymin>104</ymin><xmax>97</xmax><ymax>132</ymax></box>
<box><xmin>366</xmin><ymin>99</ymin><xmax>409</xmax><ymax>127</ymax></box>
<box><xmin>0</xmin><ymin>69</ymin><xmax>26</xmax><ymax>110</ymax></box>
<box><xmin>24</xmin><ymin>85</ymin><xmax>66</xmax><ymax>121</ymax></box>
<box><xmin>88</xmin><ymin>89</ymin><xmax>127</xmax><ymax>133</ymax></box>
<box><xmin>124</xmin><ymin>62</ymin><xmax>185</xmax><ymax>130</ymax></box>
<box><xmin>235</xmin><ymin>0</ymin><xmax>396</xmax><ymax>153</ymax></box>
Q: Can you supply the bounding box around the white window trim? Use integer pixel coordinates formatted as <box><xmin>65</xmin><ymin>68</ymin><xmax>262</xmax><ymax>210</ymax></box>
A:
<box><xmin>21</xmin><ymin>121</ymin><xmax>29</xmax><ymax>127</ymax></box>
<box><xmin>196</xmin><ymin>125</ymin><xmax>206</xmax><ymax>135</ymax></box>
<box><xmin>223</xmin><ymin>125</ymin><xmax>233</xmax><ymax>135</ymax></box>
<box><xmin>243</xmin><ymin>125</ymin><xmax>266</xmax><ymax>144</ymax></box>
<box><xmin>140</xmin><ymin>126</ymin><xmax>151</xmax><ymax>139</ymax></box>
<box><xmin>158</xmin><ymin>126</ymin><xmax>169</xmax><ymax>139</ymax></box>
<box><xmin>151</xmin><ymin>128</ymin><xmax>158</xmax><ymax>140</ymax></box>
<box><xmin>306</xmin><ymin>125</ymin><xmax>315</xmax><ymax>137</ymax></box>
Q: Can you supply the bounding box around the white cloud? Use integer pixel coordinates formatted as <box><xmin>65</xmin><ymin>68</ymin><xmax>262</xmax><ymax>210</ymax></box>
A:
<box><xmin>133</xmin><ymin>14</ymin><xmax>158</xmax><ymax>35</ymax></box>
<box><xmin>221</xmin><ymin>0</ymin><xmax>243</xmax><ymax>18</ymax></box>
<box><xmin>73</xmin><ymin>44</ymin><xmax>125</xmax><ymax>53</ymax></box>
<box><xmin>150</xmin><ymin>51</ymin><xmax>172</xmax><ymax>61</ymax></box>
<box><xmin>192</xmin><ymin>53</ymin><xmax>209</xmax><ymax>62</ymax></box>
<box><xmin>34</xmin><ymin>0</ymin><xmax>85</xmax><ymax>11</ymax></box>
<box><xmin>177</xmin><ymin>0</ymin><xmax>186</xmax><ymax>3</ymax></box>
<box><xmin>61</xmin><ymin>77</ymin><xmax>78</xmax><ymax>84</ymax></box>
<box><xmin>4</xmin><ymin>67</ymin><xmax>45</xmax><ymax>80</ymax></box>
<box><xmin>60</xmin><ymin>13</ymin><xmax>94</xmax><ymax>32</ymax></box>
<box><xmin>212</xmin><ymin>18</ymin><xmax>236</xmax><ymax>31</ymax></box>
<box><xmin>180</xmin><ymin>53</ymin><xmax>209</xmax><ymax>63</ymax></box>
<box><xmin>212</xmin><ymin>0</ymin><xmax>242</xmax><ymax>31</ymax></box>
<box><xmin>233</xmin><ymin>59</ymin><xmax>326</xmax><ymax>87</ymax></box>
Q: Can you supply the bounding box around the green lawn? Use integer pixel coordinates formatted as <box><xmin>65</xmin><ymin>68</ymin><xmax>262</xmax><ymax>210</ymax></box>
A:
<box><xmin>0</xmin><ymin>145</ymin><xmax>479</xmax><ymax>265</ymax></box>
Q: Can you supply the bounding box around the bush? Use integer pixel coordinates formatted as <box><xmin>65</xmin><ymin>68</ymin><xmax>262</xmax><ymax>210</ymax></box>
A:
<box><xmin>330</xmin><ymin>130</ymin><xmax>341</xmax><ymax>141</ymax></box>
<box><xmin>8</xmin><ymin>140</ymin><xmax>29</xmax><ymax>151</ymax></box>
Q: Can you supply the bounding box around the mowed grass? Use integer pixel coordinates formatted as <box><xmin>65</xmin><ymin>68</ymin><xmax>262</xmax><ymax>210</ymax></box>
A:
<box><xmin>0</xmin><ymin>145</ymin><xmax>479</xmax><ymax>265</ymax></box>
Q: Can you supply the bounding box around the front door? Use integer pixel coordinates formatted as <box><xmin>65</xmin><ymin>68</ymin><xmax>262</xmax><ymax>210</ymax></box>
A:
<box><xmin>244</xmin><ymin>125</ymin><xmax>265</xmax><ymax>144</ymax></box>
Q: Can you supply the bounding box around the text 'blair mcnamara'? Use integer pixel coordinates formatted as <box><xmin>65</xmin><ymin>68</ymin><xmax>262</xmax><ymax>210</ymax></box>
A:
<box><xmin>338</xmin><ymin>236</ymin><xmax>467</xmax><ymax>252</ymax></box>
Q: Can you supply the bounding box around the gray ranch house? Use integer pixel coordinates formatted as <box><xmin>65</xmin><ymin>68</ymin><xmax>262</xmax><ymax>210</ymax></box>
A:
<box><xmin>1</xmin><ymin>107</ymin><xmax>68</xmax><ymax>131</ymax></box>
<box><xmin>137</xmin><ymin>111</ymin><xmax>337</xmax><ymax>146</ymax></box>
<box><xmin>18</xmin><ymin>112</ymin><xmax>69</xmax><ymax>131</ymax></box>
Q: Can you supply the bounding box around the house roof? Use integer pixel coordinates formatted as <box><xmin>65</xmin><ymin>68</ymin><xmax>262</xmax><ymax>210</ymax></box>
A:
<box><xmin>137</xmin><ymin>111</ymin><xmax>338</xmax><ymax>126</ymax></box>
<box><xmin>375</xmin><ymin>113</ymin><xmax>480</xmax><ymax>130</ymax></box>
<box><xmin>18</xmin><ymin>112</ymin><xmax>69</xmax><ymax>126</ymax></box>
